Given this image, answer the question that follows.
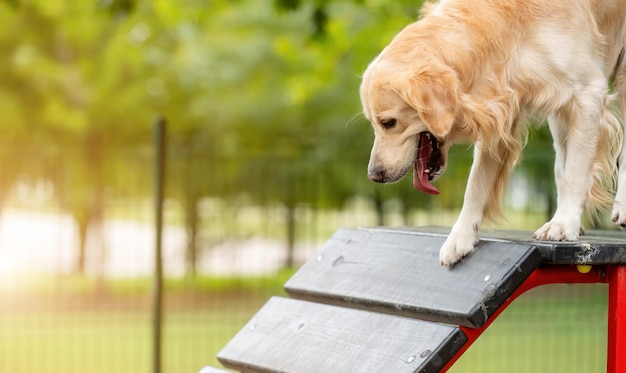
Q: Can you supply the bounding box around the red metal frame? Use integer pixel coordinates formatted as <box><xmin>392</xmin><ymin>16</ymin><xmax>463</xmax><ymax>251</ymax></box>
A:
<box><xmin>441</xmin><ymin>264</ymin><xmax>625</xmax><ymax>373</ymax></box>
<box><xmin>607</xmin><ymin>265</ymin><xmax>626</xmax><ymax>373</ymax></box>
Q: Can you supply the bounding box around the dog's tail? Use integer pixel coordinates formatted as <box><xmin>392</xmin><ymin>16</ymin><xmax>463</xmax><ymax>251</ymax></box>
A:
<box><xmin>587</xmin><ymin>95</ymin><xmax>623</xmax><ymax>219</ymax></box>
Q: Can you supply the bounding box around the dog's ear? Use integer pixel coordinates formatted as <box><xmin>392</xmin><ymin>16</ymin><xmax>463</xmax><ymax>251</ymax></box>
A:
<box><xmin>396</xmin><ymin>65</ymin><xmax>459</xmax><ymax>139</ymax></box>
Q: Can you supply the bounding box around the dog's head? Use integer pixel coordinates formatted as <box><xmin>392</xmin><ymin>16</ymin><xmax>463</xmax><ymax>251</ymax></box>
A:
<box><xmin>360</xmin><ymin>51</ymin><xmax>462</xmax><ymax>195</ymax></box>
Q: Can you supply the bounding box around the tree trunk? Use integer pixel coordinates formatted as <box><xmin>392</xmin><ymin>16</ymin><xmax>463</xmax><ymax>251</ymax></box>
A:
<box><xmin>285</xmin><ymin>179</ymin><xmax>297</xmax><ymax>268</ymax></box>
<box><xmin>76</xmin><ymin>215</ymin><xmax>88</xmax><ymax>275</ymax></box>
<box><xmin>185</xmin><ymin>195</ymin><xmax>198</xmax><ymax>278</ymax></box>
<box><xmin>401</xmin><ymin>200</ymin><xmax>410</xmax><ymax>226</ymax></box>
<box><xmin>373</xmin><ymin>189</ymin><xmax>385</xmax><ymax>226</ymax></box>
<box><xmin>285</xmin><ymin>203</ymin><xmax>296</xmax><ymax>268</ymax></box>
<box><xmin>183</xmin><ymin>132</ymin><xmax>202</xmax><ymax>279</ymax></box>
<box><xmin>546</xmin><ymin>190</ymin><xmax>555</xmax><ymax>223</ymax></box>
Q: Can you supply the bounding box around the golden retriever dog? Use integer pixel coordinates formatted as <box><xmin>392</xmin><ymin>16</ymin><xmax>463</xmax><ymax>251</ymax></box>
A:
<box><xmin>360</xmin><ymin>0</ymin><xmax>626</xmax><ymax>266</ymax></box>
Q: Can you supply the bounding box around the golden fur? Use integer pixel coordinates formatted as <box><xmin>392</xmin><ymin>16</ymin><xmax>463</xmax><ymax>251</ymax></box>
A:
<box><xmin>361</xmin><ymin>0</ymin><xmax>626</xmax><ymax>265</ymax></box>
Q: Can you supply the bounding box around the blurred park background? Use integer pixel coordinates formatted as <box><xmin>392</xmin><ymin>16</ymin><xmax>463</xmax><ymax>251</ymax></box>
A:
<box><xmin>0</xmin><ymin>0</ymin><xmax>615</xmax><ymax>372</ymax></box>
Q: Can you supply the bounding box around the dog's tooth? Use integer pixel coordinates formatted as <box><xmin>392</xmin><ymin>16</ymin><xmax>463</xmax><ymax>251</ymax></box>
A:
<box><xmin>425</xmin><ymin>169</ymin><xmax>430</xmax><ymax>173</ymax></box>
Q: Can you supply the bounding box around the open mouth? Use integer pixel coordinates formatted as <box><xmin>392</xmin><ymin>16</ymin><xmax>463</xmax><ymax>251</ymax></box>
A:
<box><xmin>413</xmin><ymin>132</ymin><xmax>444</xmax><ymax>195</ymax></box>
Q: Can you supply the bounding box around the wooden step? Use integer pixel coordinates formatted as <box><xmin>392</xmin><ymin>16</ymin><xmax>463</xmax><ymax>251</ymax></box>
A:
<box><xmin>218</xmin><ymin>297</ymin><xmax>467</xmax><ymax>373</ymax></box>
<box><xmin>285</xmin><ymin>228</ymin><xmax>543</xmax><ymax>328</ymax></box>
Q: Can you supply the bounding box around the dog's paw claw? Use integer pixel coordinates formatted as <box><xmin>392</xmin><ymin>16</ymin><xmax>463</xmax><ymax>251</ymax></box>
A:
<box><xmin>611</xmin><ymin>203</ymin><xmax>626</xmax><ymax>229</ymax></box>
<box><xmin>533</xmin><ymin>220</ymin><xmax>579</xmax><ymax>242</ymax></box>
<box><xmin>439</xmin><ymin>229</ymin><xmax>479</xmax><ymax>267</ymax></box>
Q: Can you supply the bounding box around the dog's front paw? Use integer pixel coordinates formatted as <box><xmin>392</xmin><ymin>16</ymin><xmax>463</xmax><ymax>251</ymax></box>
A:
<box><xmin>533</xmin><ymin>219</ymin><xmax>580</xmax><ymax>241</ymax></box>
<box><xmin>612</xmin><ymin>201</ymin><xmax>626</xmax><ymax>228</ymax></box>
<box><xmin>439</xmin><ymin>227</ymin><xmax>479</xmax><ymax>267</ymax></box>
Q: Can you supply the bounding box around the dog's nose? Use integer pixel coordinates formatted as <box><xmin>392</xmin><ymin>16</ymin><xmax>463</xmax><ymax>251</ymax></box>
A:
<box><xmin>368</xmin><ymin>169</ymin><xmax>386</xmax><ymax>183</ymax></box>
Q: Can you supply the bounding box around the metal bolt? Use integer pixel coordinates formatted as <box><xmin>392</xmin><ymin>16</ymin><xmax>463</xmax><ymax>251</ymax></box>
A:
<box><xmin>407</xmin><ymin>355</ymin><xmax>416</xmax><ymax>363</ymax></box>
<box><xmin>420</xmin><ymin>350</ymin><xmax>432</xmax><ymax>359</ymax></box>
<box><xmin>484</xmin><ymin>274</ymin><xmax>492</xmax><ymax>282</ymax></box>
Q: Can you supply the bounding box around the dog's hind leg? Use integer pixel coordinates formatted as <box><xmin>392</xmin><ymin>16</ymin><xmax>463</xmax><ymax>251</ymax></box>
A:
<box><xmin>534</xmin><ymin>111</ymin><xmax>586</xmax><ymax>240</ymax></box>
<box><xmin>611</xmin><ymin>47</ymin><xmax>626</xmax><ymax>227</ymax></box>
<box><xmin>534</xmin><ymin>80</ymin><xmax>607</xmax><ymax>241</ymax></box>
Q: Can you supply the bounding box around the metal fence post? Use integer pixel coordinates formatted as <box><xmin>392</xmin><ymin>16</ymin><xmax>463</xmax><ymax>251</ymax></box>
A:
<box><xmin>152</xmin><ymin>117</ymin><xmax>166</xmax><ymax>373</ymax></box>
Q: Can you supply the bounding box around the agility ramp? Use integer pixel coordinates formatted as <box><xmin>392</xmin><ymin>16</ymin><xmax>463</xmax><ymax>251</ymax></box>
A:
<box><xmin>205</xmin><ymin>227</ymin><xmax>626</xmax><ymax>373</ymax></box>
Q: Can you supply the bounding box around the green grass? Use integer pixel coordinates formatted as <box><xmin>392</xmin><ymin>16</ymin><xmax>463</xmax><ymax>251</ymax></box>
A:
<box><xmin>0</xmin><ymin>298</ymin><xmax>262</xmax><ymax>373</ymax></box>
<box><xmin>0</xmin><ymin>312</ymin><xmax>151</xmax><ymax>373</ymax></box>
<box><xmin>452</xmin><ymin>284</ymin><xmax>608</xmax><ymax>372</ymax></box>
<box><xmin>0</xmin><ymin>280</ymin><xmax>609</xmax><ymax>373</ymax></box>
<box><xmin>0</xmin><ymin>273</ymin><xmax>286</xmax><ymax>373</ymax></box>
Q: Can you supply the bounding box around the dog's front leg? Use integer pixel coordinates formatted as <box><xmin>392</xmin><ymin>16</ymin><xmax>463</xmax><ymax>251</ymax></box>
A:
<box><xmin>440</xmin><ymin>143</ymin><xmax>502</xmax><ymax>266</ymax></box>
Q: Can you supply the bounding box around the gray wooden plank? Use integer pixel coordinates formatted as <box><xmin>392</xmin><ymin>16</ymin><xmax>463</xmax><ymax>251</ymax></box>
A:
<box><xmin>285</xmin><ymin>228</ymin><xmax>543</xmax><ymax>328</ymax></box>
<box><xmin>218</xmin><ymin>297</ymin><xmax>467</xmax><ymax>373</ymax></box>
<box><xmin>377</xmin><ymin>226</ymin><xmax>626</xmax><ymax>264</ymax></box>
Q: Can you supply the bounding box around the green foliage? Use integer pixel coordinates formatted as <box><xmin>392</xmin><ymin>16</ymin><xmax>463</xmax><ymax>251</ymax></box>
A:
<box><xmin>0</xmin><ymin>0</ymin><xmax>560</xmax><ymax>274</ymax></box>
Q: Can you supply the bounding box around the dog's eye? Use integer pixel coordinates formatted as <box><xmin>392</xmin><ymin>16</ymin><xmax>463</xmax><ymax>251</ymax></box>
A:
<box><xmin>381</xmin><ymin>119</ymin><xmax>397</xmax><ymax>129</ymax></box>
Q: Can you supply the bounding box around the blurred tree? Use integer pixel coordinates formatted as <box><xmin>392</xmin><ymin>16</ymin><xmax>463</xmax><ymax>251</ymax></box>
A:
<box><xmin>0</xmin><ymin>0</ymin><xmax>156</xmax><ymax>274</ymax></box>
<box><xmin>0</xmin><ymin>0</ymin><xmax>560</xmax><ymax>278</ymax></box>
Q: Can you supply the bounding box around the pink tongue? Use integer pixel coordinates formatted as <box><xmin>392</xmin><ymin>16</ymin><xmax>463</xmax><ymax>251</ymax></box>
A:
<box><xmin>413</xmin><ymin>134</ymin><xmax>440</xmax><ymax>195</ymax></box>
